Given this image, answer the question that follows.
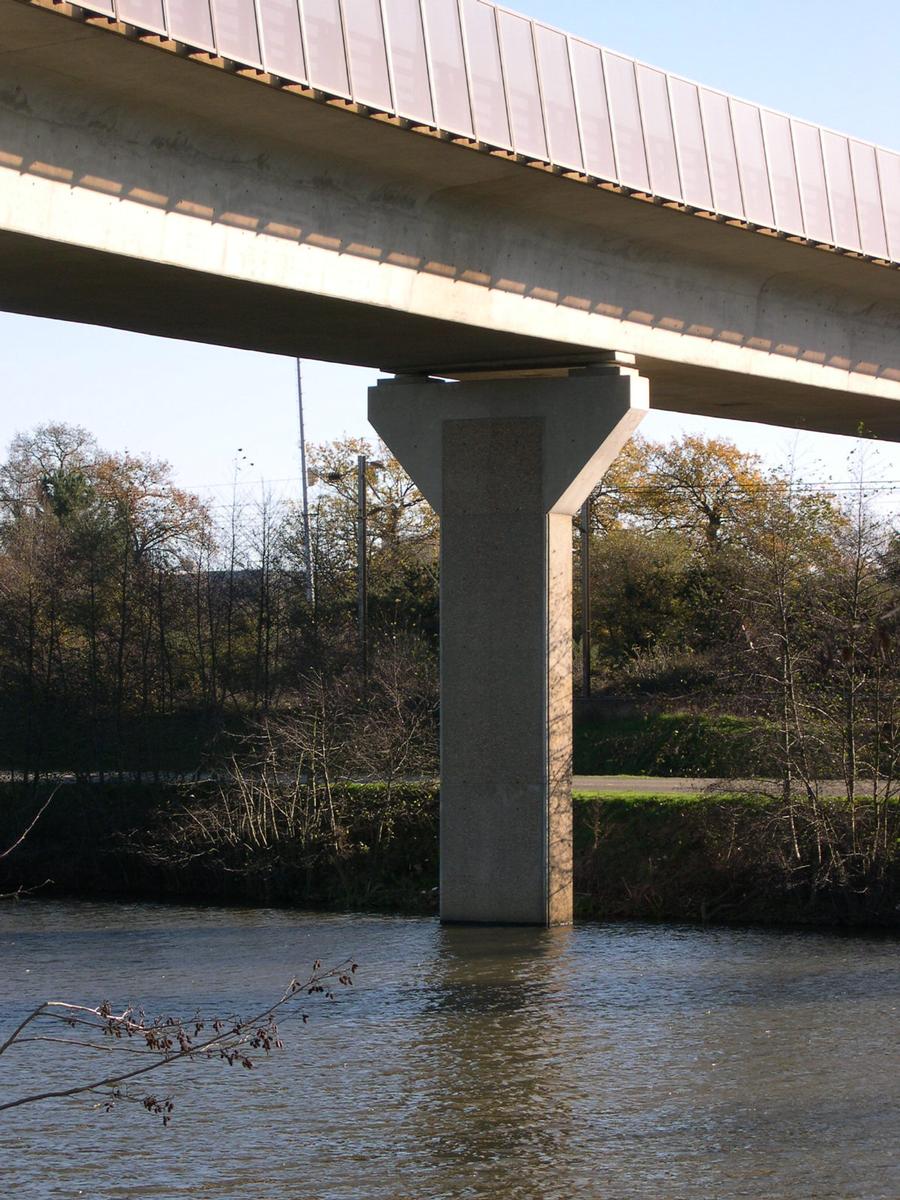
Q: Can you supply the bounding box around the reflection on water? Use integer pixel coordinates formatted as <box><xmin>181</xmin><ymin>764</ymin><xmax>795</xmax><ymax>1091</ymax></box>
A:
<box><xmin>410</xmin><ymin>927</ymin><xmax>575</xmax><ymax>1197</ymax></box>
<box><xmin>0</xmin><ymin>902</ymin><xmax>897</xmax><ymax>1199</ymax></box>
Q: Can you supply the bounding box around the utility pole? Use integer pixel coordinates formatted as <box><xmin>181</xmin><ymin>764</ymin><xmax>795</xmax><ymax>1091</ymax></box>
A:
<box><xmin>357</xmin><ymin>453</ymin><xmax>368</xmax><ymax>687</ymax></box>
<box><xmin>296</xmin><ymin>358</ymin><xmax>314</xmax><ymax>604</ymax></box>
<box><xmin>581</xmin><ymin>497</ymin><xmax>592</xmax><ymax>699</ymax></box>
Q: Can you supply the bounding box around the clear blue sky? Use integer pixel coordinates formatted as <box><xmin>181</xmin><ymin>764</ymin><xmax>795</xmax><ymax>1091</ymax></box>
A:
<box><xmin>2</xmin><ymin>0</ymin><xmax>899</xmax><ymax>510</ymax></box>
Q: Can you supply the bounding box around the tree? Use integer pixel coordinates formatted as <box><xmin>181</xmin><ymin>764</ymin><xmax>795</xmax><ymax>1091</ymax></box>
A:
<box><xmin>588</xmin><ymin>528</ymin><xmax>694</xmax><ymax>664</ymax></box>
<box><xmin>577</xmin><ymin>433</ymin><xmax>772</xmax><ymax>694</ymax></box>
<box><xmin>0</xmin><ymin>425</ymin><xmax>212</xmax><ymax>777</ymax></box>
<box><xmin>735</xmin><ymin>461</ymin><xmax>899</xmax><ymax>898</ymax></box>
<box><xmin>626</xmin><ymin>434</ymin><xmax>768</xmax><ymax>548</ymax></box>
<box><xmin>302</xmin><ymin>436</ymin><xmax>438</xmax><ymax>623</ymax></box>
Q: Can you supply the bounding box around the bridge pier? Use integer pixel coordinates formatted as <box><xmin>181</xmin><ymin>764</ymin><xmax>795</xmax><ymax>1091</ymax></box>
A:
<box><xmin>369</xmin><ymin>366</ymin><xmax>647</xmax><ymax>925</ymax></box>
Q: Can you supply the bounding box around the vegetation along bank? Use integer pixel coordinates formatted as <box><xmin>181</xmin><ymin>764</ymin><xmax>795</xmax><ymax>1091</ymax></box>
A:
<box><xmin>1</xmin><ymin>424</ymin><xmax>897</xmax><ymax>927</ymax></box>
<box><xmin>2</xmin><ymin>781</ymin><xmax>897</xmax><ymax>928</ymax></box>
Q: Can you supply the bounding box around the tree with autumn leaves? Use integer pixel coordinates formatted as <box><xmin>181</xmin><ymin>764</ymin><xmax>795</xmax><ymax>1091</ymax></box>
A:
<box><xmin>0</xmin><ymin>424</ymin><xmax>210</xmax><ymax>778</ymax></box>
<box><xmin>579</xmin><ymin>434</ymin><xmax>778</xmax><ymax>685</ymax></box>
<box><xmin>0</xmin><ymin>421</ymin><xmax>896</xmax><ymax>820</ymax></box>
<box><xmin>0</xmin><ymin>426</ymin><xmax>439</xmax><ymax>780</ymax></box>
<box><xmin>301</xmin><ymin>434</ymin><xmax>438</xmax><ymax>629</ymax></box>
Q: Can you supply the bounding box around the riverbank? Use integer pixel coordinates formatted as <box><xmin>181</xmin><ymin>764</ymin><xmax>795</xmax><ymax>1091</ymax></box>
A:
<box><xmin>1</xmin><ymin>783</ymin><xmax>897</xmax><ymax>927</ymax></box>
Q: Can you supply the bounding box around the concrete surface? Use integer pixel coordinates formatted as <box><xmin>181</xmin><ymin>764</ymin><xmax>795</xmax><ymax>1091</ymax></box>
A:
<box><xmin>370</xmin><ymin>368</ymin><xmax>647</xmax><ymax>925</ymax></box>
<box><xmin>0</xmin><ymin>1</ymin><xmax>898</xmax><ymax>438</ymax></box>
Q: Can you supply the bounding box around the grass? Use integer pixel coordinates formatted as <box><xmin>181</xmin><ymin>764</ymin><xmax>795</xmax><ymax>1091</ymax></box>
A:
<box><xmin>2</xmin><ymin>780</ymin><xmax>896</xmax><ymax>926</ymax></box>
<box><xmin>573</xmin><ymin>711</ymin><xmax>773</xmax><ymax>777</ymax></box>
<box><xmin>574</xmin><ymin>789</ymin><xmax>741</xmax><ymax>804</ymax></box>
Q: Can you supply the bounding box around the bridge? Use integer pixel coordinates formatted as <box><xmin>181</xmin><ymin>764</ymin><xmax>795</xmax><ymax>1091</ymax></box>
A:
<box><xmin>2</xmin><ymin>0</ymin><xmax>899</xmax><ymax>925</ymax></box>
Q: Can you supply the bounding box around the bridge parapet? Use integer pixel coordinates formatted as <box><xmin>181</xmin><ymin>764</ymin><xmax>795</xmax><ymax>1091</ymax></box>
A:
<box><xmin>2</xmin><ymin>0</ymin><xmax>900</xmax><ymax>440</ymax></box>
<box><xmin>23</xmin><ymin>0</ymin><xmax>900</xmax><ymax>268</ymax></box>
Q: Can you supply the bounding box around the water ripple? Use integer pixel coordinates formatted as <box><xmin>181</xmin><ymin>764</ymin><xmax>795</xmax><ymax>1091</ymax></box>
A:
<box><xmin>0</xmin><ymin>901</ymin><xmax>897</xmax><ymax>1199</ymax></box>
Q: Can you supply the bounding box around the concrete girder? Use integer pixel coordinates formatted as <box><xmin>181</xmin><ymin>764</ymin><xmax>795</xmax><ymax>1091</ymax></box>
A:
<box><xmin>0</xmin><ymin>1</ymin><xmax>897</xmax><ymax>440</ymax></box>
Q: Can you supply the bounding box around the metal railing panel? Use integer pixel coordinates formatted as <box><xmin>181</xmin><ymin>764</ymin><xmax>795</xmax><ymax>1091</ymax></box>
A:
<box><xmin>876</xmin><ymin>148</ymin><xmax>900</xmax><ymax>261</ymax></box>
<box><xmin>114</xmin><ymin>0</ymin><xmax>167</xmax><ymax>33</ymax></box>
<box><xmin>164</xmin><ymin>0</ymin><xmax>217</xmax><ymax>52</ymax></box>
<box><xmin>79</xmin><ymin>0</ymin><xmax>115</xmax><ymax>15</ymax></box>
<box><xmin>698</xmin><ymin>87</ymin><xmax>744</xmax><ymax>220</ymax></box>
<box><xmin>821</xmin><ymin>129</ymin><xmax>861</xmax><ymax>253</ymax></box>
<box><xmin>343</xmin><ymin>0</ymin><xmax>392</xmax><ymax>109</ymax></box>
<box><xmin>568</xmin><ymin>39</ymin><xmax>615</xmax><ymax>181</ymax></box>
<box><xmin>668</xmin><ymin>77</ymin><xmax>712</xmax><ymax>211</ymax></box>
<box><xmin>635</xmin><ymin>63</ymin><xmax>680</xmax><ymax>201</ymax></box>
<box><xmin>603</xmin><ymin>50</ymin><xmax>649</xmax><ymax>192</ymax></box>
<box><xmin>209</xmin><ymin>0</ymin><xmax>262</xmax><ymax>65</ymax></box>
<box><xmin>256</xmin><ymin>0</ymin><xmax>307</xmax><ymax>82</ymax></box>
<box><xmin>420</xmin><ymin>0</ymin><xmax>473</xmax><ymax>137</ymax></box>
<box><xmin>731</xmin><ymin>98</ymin><xmax>774</xmax><ymax>228</ymax></box>
<box><xmin>850</xmin><ymin>140</ymin><xmax>888</xmax><ymax>259</ymax></box>
<box><xmin>301</xmin><ymin>0</ymin><xmax>351</xmax><ymax>94</ymax></box>
<box><xmin>460</xmin><ymin>0</ymin><xmax>510</xmax><ymax>147</ymax></box>
<box><xmin>760</xmin><ymin>109</ymin><xmax>803</xmax><ymax>236</ymax></box>
<box><xmin>532</xmin><ymin>24</ymin><xmax>581</xmax><ymax>171</ymax></box>
<box><xmin>382</xmin><ymin>0</ymin><xmax>433</xmax><ymax>123</ymax></box>
<box><xmin>497</xmin><ymin>9</ymin><xmax>546</xmax><ymax>160</ymax></box>
<box><xmin>793</xmin><ymin>120</ymin><xmax>833</xmax><ymax>244</ymax></box>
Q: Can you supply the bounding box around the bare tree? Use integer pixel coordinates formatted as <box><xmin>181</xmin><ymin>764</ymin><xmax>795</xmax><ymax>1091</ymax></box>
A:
<box><xmin>736</xmin><ymin>461</ymin><xmax>899</xmax><ymax>905</ymax></box>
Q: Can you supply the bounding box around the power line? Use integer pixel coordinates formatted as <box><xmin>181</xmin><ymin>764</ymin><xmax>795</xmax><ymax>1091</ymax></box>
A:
<box><xmin>180</xmin><ymin>473</ymin><xmax>900</xmax><ymax>493</ymax></box>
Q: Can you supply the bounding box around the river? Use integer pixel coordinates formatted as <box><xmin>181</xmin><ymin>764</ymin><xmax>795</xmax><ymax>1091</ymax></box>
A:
<box><xmin>1</xmin><ymin>901</ymin><xmax>897</xmax><ymax>1199</ymax></box>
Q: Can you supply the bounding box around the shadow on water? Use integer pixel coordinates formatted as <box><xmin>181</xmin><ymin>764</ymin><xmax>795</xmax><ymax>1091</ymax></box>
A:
<box><xmin>400</xmin><ymin>925</ymin><xmax>584</xmax><ymax>1199</ymax></box>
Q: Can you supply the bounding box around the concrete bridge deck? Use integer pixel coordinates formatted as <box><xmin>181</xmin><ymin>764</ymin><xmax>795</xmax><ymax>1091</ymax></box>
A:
<box><xmin>1</xmin><ymin>0</ymin><xmax>900</xmax><ymax>436</ymax></box>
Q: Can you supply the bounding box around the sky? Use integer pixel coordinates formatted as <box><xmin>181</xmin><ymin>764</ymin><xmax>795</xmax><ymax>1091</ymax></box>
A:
<box><xmin>1</xmin><ymin>0</ymin><xmax>899</xmax><ymax>513</ymax></box>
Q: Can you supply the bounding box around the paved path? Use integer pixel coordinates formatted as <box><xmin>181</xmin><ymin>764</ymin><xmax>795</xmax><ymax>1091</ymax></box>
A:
<box><xmin>2</xmin><ymin>771</ymin><xmax>851</xmax><ymax>796</ymax></box>
<box><xmin>573</xmin><ymin>775</ymin><xmax>853</xmax><ymax>796</ymax></box>
<box><xmin>573</xmin><ymin>775</ymin><xmax>734</xmax><ymax>794</ymax></box>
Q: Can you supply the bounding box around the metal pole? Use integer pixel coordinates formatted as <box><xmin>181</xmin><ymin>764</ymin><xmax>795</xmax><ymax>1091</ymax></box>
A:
<box><xmin>581</xmin><ymin>497</ymin><xmax>592</xmax><ymax>699</ymax></box>
<box><xmin>357</xmin><ymin>453</ymin><xmax>368</xmax><ymax>686</ymax></box>
<box><xmin>296</xmin><ymin>359</ymin><xmax>314</xmax><ymax>604</ymax></box>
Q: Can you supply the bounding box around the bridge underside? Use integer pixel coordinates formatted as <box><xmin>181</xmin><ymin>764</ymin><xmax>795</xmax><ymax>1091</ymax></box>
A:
<box><xmin>1</xmin><ymin>0</ymin><xmax>900</xmax><ymax>439</ymax></box>
<box><xmin>2</xmin><ymin>225</ymin><xmax>897</xmax><ymax>440</ymax></box>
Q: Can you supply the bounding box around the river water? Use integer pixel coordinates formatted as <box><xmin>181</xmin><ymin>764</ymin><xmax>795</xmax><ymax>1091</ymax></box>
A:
<box><xmin>0</xmin><ymin>901</ymin><xmax>897</xmax><ymax>1199</ymax></box>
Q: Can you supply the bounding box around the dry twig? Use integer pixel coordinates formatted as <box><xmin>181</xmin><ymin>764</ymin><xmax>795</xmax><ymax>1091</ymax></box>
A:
<box><xmin>0</xmin><ymin>958</ymin><xmax>357</xmax><ymax>1123</ymax></box>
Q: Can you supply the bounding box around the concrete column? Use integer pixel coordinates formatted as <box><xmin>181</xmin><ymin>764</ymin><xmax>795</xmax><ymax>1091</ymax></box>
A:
<box><xmin>369</xmin><ymin>366</ymin><xmax>647</xmax><ymax>924</ymax></box>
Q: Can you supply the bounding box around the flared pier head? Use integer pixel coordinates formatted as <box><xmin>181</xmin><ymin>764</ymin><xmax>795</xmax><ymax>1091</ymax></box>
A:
<box><xmin>369</xmin><ymin>365</ymin><xmax>648</xmax><ymax>925</ymax></box>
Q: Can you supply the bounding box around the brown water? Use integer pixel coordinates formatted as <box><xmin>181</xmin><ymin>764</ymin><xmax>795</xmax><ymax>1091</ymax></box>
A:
<box><xmin>1</xmin><ymin>901</ymin><xmax>898</xmax><ymax>1199</ymax></box>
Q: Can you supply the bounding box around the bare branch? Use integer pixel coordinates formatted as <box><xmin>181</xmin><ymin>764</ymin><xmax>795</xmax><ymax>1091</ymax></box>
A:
<box><xmin>0</xmin><ymin>787</ymin><xmax>61</xmax><ymax>860</ymax></box>
<box><xmin>0</xmin><ymin>959</ymin><xmax>358</xmax><ymax>1121</ymax></box>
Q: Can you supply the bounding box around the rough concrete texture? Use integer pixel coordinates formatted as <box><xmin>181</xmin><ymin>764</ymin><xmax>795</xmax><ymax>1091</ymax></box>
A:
<box><xmin>370</xmin><ymin>370</ymin><xmax>647</xmax><ymax>925</ymax></box>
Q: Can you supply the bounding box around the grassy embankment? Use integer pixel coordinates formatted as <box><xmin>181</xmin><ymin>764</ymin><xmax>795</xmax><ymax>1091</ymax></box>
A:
<box><xmin>573</xmin><ymin>711</ymin><xmax>775</xmax><ymax>777</ymax></box>
<box><xmin>3</xmin><ymin>708</ymin><xmax>773</xmax><ymax>783</ymax></box>
<box><xmin>2</xmin><ymin>779</ymin><xmax>897</xmax><ymax>927</ymax></box>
